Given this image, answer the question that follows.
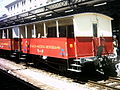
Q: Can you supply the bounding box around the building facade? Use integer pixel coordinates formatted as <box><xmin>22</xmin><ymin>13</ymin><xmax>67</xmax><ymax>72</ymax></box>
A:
<box><xmin>5</xmin><ymin>0</ymin><xmax>61</xmax><ymax>17</ymax></box>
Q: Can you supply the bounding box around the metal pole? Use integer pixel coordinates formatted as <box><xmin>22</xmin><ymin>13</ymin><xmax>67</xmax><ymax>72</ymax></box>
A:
<box><xmin>56</xmin><ymin>20</ymin><xmax>59</xmax><ymax>37</ymax></box>
<box><xmin>33</xmin><ymin>24</ymin><xmax>36</xmax><ymax>38</ymax></box>
<box><xmin>7</xmin><ymin>29</ymin><xmax>9</xmax><ymax>38</ymax></box>
<box><xmin>25</xmin><ymin>25</ymin><xmax>27</xmax><ymax>38</ymax></box>
<box><xmin>2</xmin><ymin>30</ymin><xmax>5</xmax><ymax>39</ymax></box>
<box><xmin>18</xmin><ymin>26</ymin><xmax>20</xmax><ymax>38</ymax></box>
<box><xmin>44</xmin><ymin>22</ymin><xmax>47</xmax><ymax>37</ymax></box>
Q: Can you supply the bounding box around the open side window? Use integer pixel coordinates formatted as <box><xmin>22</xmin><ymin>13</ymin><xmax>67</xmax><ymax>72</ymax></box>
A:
<box><xmin>59</xmin><ymin>25</ymin><xmax>74</xmax><ymax>38</ymax></box>
<box><xmin>47</xmin><ymin>27</ymin><xmax>57</xmax><ymax>37</ymax></box>
<box><xmin>93</xmin><ymin>23</ymin><xmax>98</xmax><ymax>37</ymax></box>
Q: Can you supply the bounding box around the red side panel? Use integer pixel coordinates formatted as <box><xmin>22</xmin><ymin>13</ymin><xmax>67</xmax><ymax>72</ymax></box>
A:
<box><xmin>92</xmin><ymin>37</ymin><xmax>100</xmax><ymax>56</ymax></box>
<box><xmin>103</xmin><ymin>37</ymin><xmax>113</xmax><ymax>54</ymax></box>
<box><xmin>21</xmin><ymin>38</ymin><xmax>71</xmax><ymax>59</ymax></box>
<box><xmin>21</xmin><ymin>39</ymin><xmax>30</xmax><ymax>53</ymax></box>
<box><xmin>92</xmin><ymin>37</ymin><xmax>113</xmax><ymax>55</ymax></box>
<box><xmin>20</xmin><ymin>37</ymin><xmax>113</xmax><ymax>59</ymax></box>
<box><xmin>75</xmin><ymin>37</ymin><xmax>113</xmax><ymax>58</ymax></box>
<box><xmin>31</xmin><ymin>38</ymin><xmax>68</xmax><ymax>59</ymax></box>
<box><xmin>11</xmin><ymin>38</ymin><xmax>21</xmax><ymax>51</ymax></box>
<box><xmin>67</xmin><ymin>38</ymin><xmax>75</xmax><ymax>58</ymax></box>
<box><xmin>0</xmin><ymin>38</ymin><xmax>21</xmax><ymax>51</ymax></box>
<box><xmin>0</xmin><ymin>39</ymin><xmax>11</xmax><ymax>50</ymax></box>
<box><xmin>75</xmin><ymin>37</ymin><xmax>94</xmax><ymax>57</ymax></box>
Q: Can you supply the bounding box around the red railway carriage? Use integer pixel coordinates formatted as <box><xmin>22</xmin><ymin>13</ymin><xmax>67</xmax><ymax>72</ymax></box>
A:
<box><xmin>0</xmin><ymin>12</ymin><xmax>114</xmax><ymax>73</ymax></box>
<box><xmin>21</xmin><ymin>13</ymin><xmax>113</xmax><ymax>59</ymax></box>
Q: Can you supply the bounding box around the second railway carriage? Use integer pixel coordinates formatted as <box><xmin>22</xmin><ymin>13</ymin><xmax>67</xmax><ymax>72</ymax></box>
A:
<box><xmin>0</xmin><ymin>12</ymin><xmax>114</xmax><ymax>73</ymax></box>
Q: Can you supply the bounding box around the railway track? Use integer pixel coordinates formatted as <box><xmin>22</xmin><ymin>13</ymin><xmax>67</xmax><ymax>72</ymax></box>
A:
<box><xmin>1</xmin><ymin>57</ymin><xmax>120</xmax><ymax>90</ymax></box>
<box><xmin>88</xmin><ymin>77</ymin><xmax>120</xmax><ymax>90</ymax></box>
<box><xmin>0</xmin><ymin>58</ymin><xmax>92</xmax><ymax>90</ymax></box>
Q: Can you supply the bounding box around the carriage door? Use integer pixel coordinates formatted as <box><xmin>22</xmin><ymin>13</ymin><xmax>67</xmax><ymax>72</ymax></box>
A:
<box><xmin>11</xmin><ymin>38</ymin><xmax>21</xmax><ymax>51</ymax></box>
<box><xmin>92</xmin><ymin>23</ymin><xmax>99</xmax><ymax>56</ymax></box>
<box><xmin>11</xmin><ymin>27</ymin><xmax>21</xmax><ymax>51</ymax></box>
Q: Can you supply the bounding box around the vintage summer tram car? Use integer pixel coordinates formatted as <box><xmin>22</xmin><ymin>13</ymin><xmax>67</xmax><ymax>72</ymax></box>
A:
<box><xmin>0</xmin><ymin>12</ymin><xmax>114</xmax><ymax>73</ymax></box>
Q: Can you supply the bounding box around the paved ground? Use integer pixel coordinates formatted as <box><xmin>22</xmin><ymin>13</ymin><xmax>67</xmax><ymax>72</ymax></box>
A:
<box><xmin>0</xmin><ymin>58</ymin><xmax>95</xmax><ymax>90</ymax></box>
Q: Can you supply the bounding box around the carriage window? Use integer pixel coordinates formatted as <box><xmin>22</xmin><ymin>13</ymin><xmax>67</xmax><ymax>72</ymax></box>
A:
<box><xmin>59</xmin><ymin>26</ymin><xmax>66</xmax><ymax>37</ymax></box>
<box><xmin>93</xmin><ymin>23</ymin><xmax>98</xmax><ymax>37</ymax></box>
<box><xmin>32</xmin><ymin>29</ymin><xmax>34</xmax><ymax>36</ymax></box>
<box><xmin>67</xmin><ymin>25</ymin><xmax>74</xmax><ymax>38</ymax></box>
<box><xmin>47</xmin><ymin>27</ymin><xmax>57</xmax><ymax>37</ymax></box>
<box><xmin>9</xmin><ymin>28</ymin><xmax>12</xmax><ymax>39</ymax></box>
<box><xmin>59</xmin><ymin>25</ymin><xmax>74</xmax><ymax>38</ymax></box>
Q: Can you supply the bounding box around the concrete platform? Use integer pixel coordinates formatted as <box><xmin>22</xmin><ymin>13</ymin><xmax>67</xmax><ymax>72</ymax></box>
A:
<box><xmin>0</xmin><ymin>58</ymin><xmax>95</xmax><ymax>90</ymax></box>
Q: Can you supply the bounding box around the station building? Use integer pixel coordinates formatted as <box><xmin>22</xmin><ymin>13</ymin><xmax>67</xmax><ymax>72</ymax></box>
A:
<box><xmin>5</xmin><ymin>0</ymin><xmax>61</xmax><ymax>17</ymax></box>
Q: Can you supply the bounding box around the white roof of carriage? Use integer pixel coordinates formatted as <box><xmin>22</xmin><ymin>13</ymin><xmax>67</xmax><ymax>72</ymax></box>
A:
<box><xmin>0</xmin><ymin>12</ymin><xmax>112</xmax><ymax>30</ymax></box>
<box><xmin>74</xmin><ymin>12</ymin><xmax>113</xmax><ymax>20</ymax></box>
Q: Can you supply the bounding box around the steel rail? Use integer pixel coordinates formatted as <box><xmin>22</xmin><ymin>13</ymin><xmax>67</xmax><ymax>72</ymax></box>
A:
<box><xmin>109</xmin><ymin>77</ymin><xmax>120</xmax><ymax>83</ymax></box>
<box><xmin>88</xmin><ymin>80</ymin><xmax>120</xmax><ymax>90</ymax></box>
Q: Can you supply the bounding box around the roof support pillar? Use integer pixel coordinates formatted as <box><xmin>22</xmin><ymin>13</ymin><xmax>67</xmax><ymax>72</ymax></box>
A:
<box><xmin>56</xmin><ymin>20</ymin><xmax>59</xmax><ymax>37</ymax></box>
<box><xmin>25</xmin><ymin>25</ymin><xmax>27</xmax><ymax>38</ymax></box>
<box><xmin>44</xmin><ymin>22</ymin><xmax>47</xmax><ymax>37</ymax></box>
<box><xmin>7</xmin><ymin>29</ymin><xmax>9</xmax><ymax>38</ymax></box>
<box><xmin>33</xmin><ymin>24</ymin><xmax>36</xmax><ymax>38</ymax></box>
<box><xmin>2</xmin><ymin>30</ymin><xmax>5</xmax><ymax>39</ymax></box>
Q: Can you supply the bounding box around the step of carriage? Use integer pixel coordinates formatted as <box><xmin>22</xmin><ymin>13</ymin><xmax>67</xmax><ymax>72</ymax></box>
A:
<box><xmin>12</xmin><ymin>52</ymin><xmax>17</xmax><ymax>55</ymax></box>
<box><xmin>67</xmin><ymin>69</ymin><xmax>81</xmax><ymax>72</ymax></box>
<box><xmin>73</xmin><ymin>59</ymin><xmax>87</xmax><ymax>64</ymax></box>
<box><xmin>10</xmin><ymin>55</ymin><xmax>16</xmax><ymax>58</ymax></box>
<box><xmin>21</xmin><ymin>54</ymin><xmax>27</xmax><ymax>57</ymax></box>
<box><xmin>19</xmin><ymin>57</ymin><xmax>26</xmax><ymax>60</ymax></box>
<box><xmin>70</xmin><ymin>64</ymin><xmax>82</xmax><ymax>67</ymax></box>
<box><xmin>73</xmin><ymin>59</ymin><xmax>81</xmax><ymax>62</ymax></box>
